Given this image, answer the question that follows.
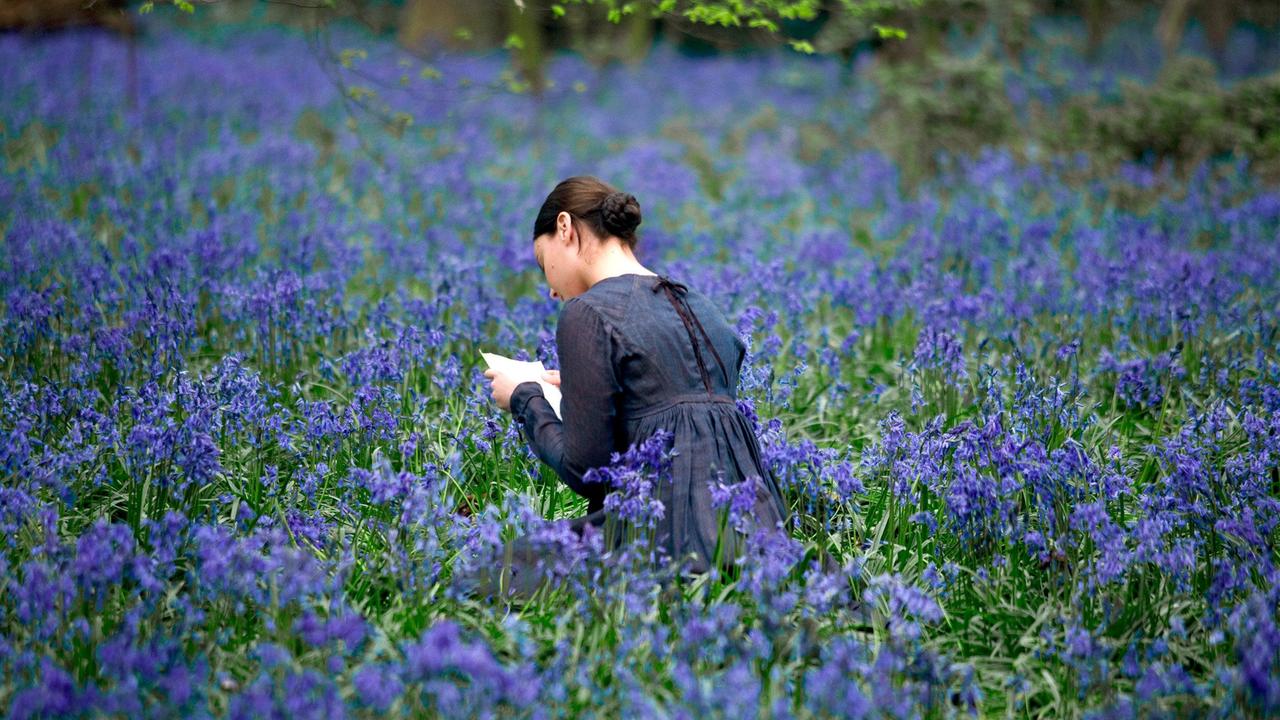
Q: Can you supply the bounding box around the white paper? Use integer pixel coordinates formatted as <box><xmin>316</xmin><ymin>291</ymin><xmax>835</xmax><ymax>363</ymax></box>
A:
<box><xmin>480</xmin><ymin>350</ymin><xmax>562</xmax><ymax>419</ymax></box>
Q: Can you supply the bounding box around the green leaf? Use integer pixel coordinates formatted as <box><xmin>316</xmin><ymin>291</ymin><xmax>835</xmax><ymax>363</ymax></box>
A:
<box><xmin>683</xmin><ymin>4</ymin><xmax>740</xmax><ymax>28</ymax></box>
<box><xmin>872</xmin><ymin>23</ymin><xmax>908</xmax><ymax>40</ymax></box>
<box><xmin>777</xmin><ymin>0</ymin><xmax>819</xmax><ymax>21</ymax></box>
<box><xmin>551</xmin><ymin>4</ymin><xmax>565</xmax><ymax>17</ymax></box>
<box><xmin>504</xmin><ymin>33</ymin><xmax>525</xmax><ymax>50</ymax></box>
<box><xmin>788</xmin><ymin>39</ymin><xmax>815</xmax><ymax>54</ymax></box>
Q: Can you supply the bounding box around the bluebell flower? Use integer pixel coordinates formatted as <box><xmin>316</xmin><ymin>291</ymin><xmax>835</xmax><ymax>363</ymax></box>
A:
<box><xmin>583</xmin><ymin>429</ymin><xmax>676</xmax><ymax>530</ymax></box>
<box><xmin>353</xmin><ymin>663</ymin><xmax>403</xmax><ymax>712</ymax></box>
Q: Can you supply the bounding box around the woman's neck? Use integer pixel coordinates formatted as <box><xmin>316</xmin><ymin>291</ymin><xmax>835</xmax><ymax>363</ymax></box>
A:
<box><xmin>584</xmin><ymin>243</ymin><xmax>655</xmax><ymax>287</ymax></box>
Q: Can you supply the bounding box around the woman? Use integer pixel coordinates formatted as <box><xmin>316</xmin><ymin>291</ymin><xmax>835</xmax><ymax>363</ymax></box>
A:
<box><xmin>482</xmin><ymin>175</ymin><xmax>789</xmax><ymax>591</ymax></box>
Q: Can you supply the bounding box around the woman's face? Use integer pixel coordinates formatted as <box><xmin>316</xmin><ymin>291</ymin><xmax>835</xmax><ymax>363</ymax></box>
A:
<box><xmin>534</xmin><ymin>211</ymin><xmax>589</xmax><ymax>301</ymax></box>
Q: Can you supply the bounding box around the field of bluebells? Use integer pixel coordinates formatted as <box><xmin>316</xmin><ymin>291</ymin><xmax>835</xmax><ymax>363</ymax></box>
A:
<box><xmin>2</xmin><ymin>13</ymin><xmax>1280</xmax><ymax>719</ymax></box>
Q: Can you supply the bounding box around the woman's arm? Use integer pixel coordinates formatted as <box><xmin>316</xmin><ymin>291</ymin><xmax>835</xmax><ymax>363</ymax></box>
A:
<box><xmin>509</xmin><ymin>298</ymin><xmax>620</xmax><ymax>503</ymax></box>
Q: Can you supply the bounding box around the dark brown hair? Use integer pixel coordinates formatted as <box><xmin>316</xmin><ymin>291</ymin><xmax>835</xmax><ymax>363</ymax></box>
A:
<box><xmin>533</xmin><ymin>176</ymin><xmax>642</xmax><ymax>250</ymax></box>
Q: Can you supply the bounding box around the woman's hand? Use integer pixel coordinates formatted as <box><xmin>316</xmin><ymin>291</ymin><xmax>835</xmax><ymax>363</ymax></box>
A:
<box><xmin>541</xmin><ymin>370</ymin><xmax>561</xmax><ymax>387</ymax></box>
<box><xmin>483</xmin><ymin>369</ymin><xmax>521</xmax><ymax>412</ymax></box>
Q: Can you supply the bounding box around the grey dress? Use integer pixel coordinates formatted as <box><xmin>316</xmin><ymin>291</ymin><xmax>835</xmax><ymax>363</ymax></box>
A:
<box><xmin>506</xmin><ymin>273</ymin><xmax>790</xmax><ymax>578</ymax></box>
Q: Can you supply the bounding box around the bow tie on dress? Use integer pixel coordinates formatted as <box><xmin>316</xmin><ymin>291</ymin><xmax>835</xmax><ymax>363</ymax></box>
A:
<box><xmin>651</xmin><ymin>275</ymin><xmax>729</xmax><ymax>395</ymax></box>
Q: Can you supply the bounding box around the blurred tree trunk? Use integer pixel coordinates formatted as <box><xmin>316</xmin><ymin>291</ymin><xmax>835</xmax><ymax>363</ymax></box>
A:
<box><xmin>623</xmin><ymin>12</ymin><xmax>654</xmax><ymax>64</ymax></box>
<box><xmin>397</xmin><ymin>0</ymin><xmax>504</xmax><ymax>50</ymax></box>
<box><xmin>1083</xmin><ymin>0</ymin><xmax>1107</xmax><ymax>60</ymax></box>
<box><xmin>560</xmin><ymin>3</ymin><xmax>653</xmax><ymax>65</ymax></box>
<box><xmin>993</xmin><ymin>0</ymin><xmax>1033</xmax><ymax>69</ymax></box>
<box><xmin>1156</xmin><ymin>0</ymin><xmax>1193</xmax><ymax>61</ymax></box>
<box><xmin>397</xmin><ymin>0</ymin><xmax>546</xmax><ymax>93</ymax></box>
<box><xmin>1200</xmin><ymin>0</ymin><xmax>1234</xmax><ymax>65</ymax></box>
<box><xmin>508</xmin><ymin>0</ymin><xmax>547</xmax><ymax>94</ymax></box>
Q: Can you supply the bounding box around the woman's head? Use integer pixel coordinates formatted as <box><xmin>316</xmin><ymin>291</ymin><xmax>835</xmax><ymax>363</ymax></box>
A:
<box><xmin>532</xmin><ymin>176</ymin><xmax>643</xmax><ymax>300</ymax></box>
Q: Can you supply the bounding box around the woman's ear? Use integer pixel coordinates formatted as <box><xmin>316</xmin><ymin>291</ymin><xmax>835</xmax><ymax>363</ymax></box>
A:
<box><xmin>557</xmin><ymin>211</ymin><xmax>572</xmax><ymax>242</ymax></box>
<box><xmin>557</xmin><ymin>211</ymin><xmax>580</xmax><ymax>251</ymax></box>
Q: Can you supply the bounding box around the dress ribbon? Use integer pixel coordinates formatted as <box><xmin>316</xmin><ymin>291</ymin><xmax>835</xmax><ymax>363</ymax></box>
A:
<box><xmin>651</xmin><ymin>276</ymin><xmax>729</xmax><ymax>396</ymax></box>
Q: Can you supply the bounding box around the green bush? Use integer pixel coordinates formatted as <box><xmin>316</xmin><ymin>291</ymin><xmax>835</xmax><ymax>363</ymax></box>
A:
<box><xmin>870</xmin><ymin>50</ymin><xmax>1017</xmax><ymax>184</ymax></box>
<box><xmin>1054</xmin><ymin>57</ymin><xmax>1245</xmax><ymax>166</ymax></box>
<box><xmin>870</xmin><ymin>51</ymin><xmax>1280</xmax><ymax>181</ymax></box>
<box><xmin>1222</xmin><ymin>69</ymin><xmax>1280</xmax><ymax>174</ymax></box>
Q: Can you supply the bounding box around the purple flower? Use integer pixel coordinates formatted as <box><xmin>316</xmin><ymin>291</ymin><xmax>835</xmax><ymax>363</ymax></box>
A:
<box><xmin>8</xmin><ymin>657</ymin><xmax>97</xmax><ymax>720</ymax></box>
<box><xmin>353</xmin><ymin>663</ymin><xmax>404</xmax><ymax>712</ymax></box>
<box><xmin>863</xmin><ymin>574</ymin><xmax>943</xmax><ymax>642</ymax></box>
<box><xmin>583</xmin><ymin>429</ymin><xmax>677</xmax><ymax>530</ymax></box>
<box><xmin>710</xmin><ymin>475</ymin><xmax>760</xmax><ymax>534</ymax></box>
<box><xmin>73</xmin><ymin>519</ymin><xmax>136</xmax><ymax>607</ymax></box>
<box><xmin>400</xmin><ymin>620</ymin><xmax>535</xmax><ymax>713</ymax></box>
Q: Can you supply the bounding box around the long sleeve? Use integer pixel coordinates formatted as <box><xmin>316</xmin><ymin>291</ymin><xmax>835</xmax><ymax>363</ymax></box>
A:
<box><xmin>509</xmin><ymin>298</ymin><xmax>621</xmax><ymax>509</ymax></box>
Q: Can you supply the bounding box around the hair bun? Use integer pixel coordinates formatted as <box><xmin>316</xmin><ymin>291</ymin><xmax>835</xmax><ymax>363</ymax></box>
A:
<box><xmin>599</xmin><ymin>191</ymin><xmax>642</xmax><ymax>238</ymax></box>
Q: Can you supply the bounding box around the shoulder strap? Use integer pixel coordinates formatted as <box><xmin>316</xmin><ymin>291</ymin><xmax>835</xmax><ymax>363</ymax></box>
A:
<box><xmin>651</xmin><ymin>276</ymin><xmax>729</xmax><ymax>395</ymax></box>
